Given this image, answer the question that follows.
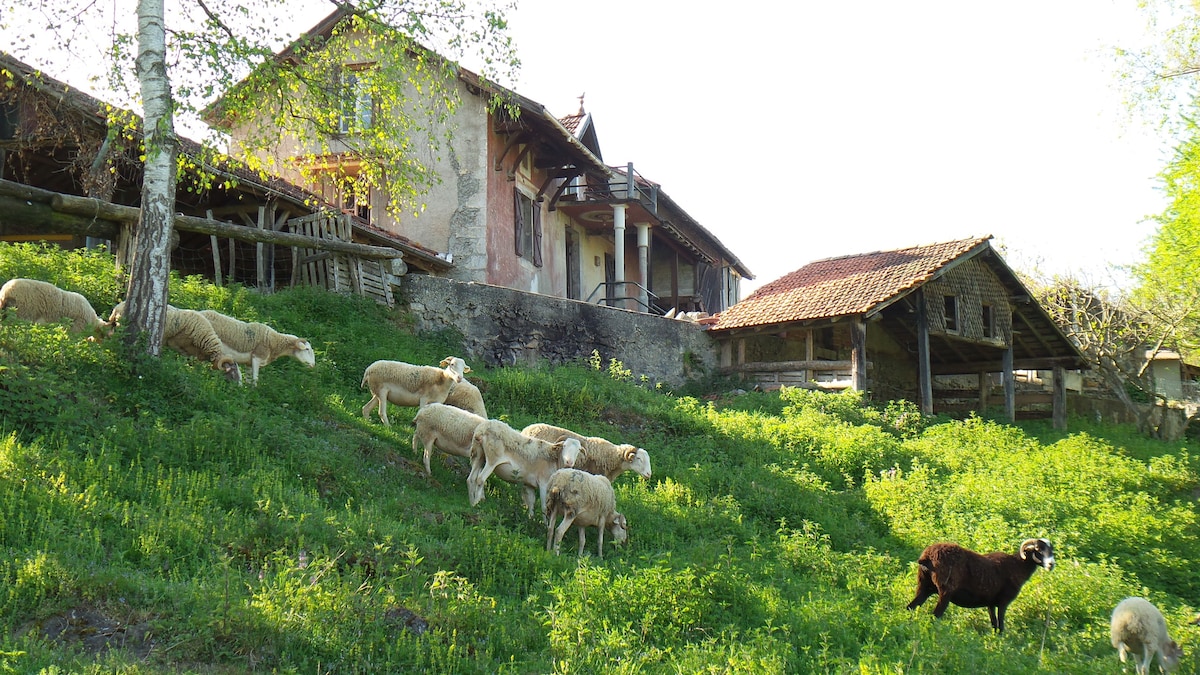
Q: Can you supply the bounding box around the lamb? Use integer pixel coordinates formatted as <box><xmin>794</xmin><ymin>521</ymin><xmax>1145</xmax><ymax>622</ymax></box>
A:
<box><xmin>198</xmin><ymin>309</ymin><xmax>315</xmax><ymax>385</ymax></box>
<box><xmin>520</xmin><ymin>423</ymin><xmax>652</xmax><ymax>482</ymax></box>
<box><xmin>466</xmin><ymin>419</ymin><xmax>582</xmax><ymax>518</ymax></box>
<box><xmin>411</xmin><ymin>402</ymin><xmax>487</xmax><ymax>477</ymax></box>
<box><xmin>361</xmin><ymin>356</ymin><xmax>469</xmax><ymax>426</ymax></box>
<box><xmin>544</xmin><ymin>468</ymin><xmax>628</xmax><ymax>558</ymax></box>
<box><xmin>109</xmin><ymin>302</ymin><xmax>241</xmax><ymax>382</ymax></box>
<box><xmin>443</xmin><ymin>377</ymin><xmax>487</xmax><ymax>417</ymax></box>
<box><xmin>905</xmin><ymin>538</ymin><xmax>1055</xmax><ymax>633</ymax></box>
<box><xmin>1111</xmin><ymin>597</ymin><xmax>1183</xmax><ymax>675</ymax></box>
<box><xmin>0</xmin><ymin>277</ymin><xmax>110</xmax><ymax>335</ymax></box>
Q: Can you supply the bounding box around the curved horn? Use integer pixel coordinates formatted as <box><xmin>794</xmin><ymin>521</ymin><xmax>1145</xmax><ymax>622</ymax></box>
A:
<box><xmin>623</xmin><ymin>447</ymin><xmax>636</xmax><ymax>462</ymax></box>
<box><xmin>1019</xmin><ymin>538</ymin><xmax>1040</xmax><ymax>559</ymax></box>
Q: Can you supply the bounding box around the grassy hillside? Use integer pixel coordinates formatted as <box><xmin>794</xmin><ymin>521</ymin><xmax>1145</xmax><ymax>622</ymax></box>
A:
<box><xmin>1</xmin><ymin>241</ymin><xmax>1199</xmax><ymax>674</ymax></box>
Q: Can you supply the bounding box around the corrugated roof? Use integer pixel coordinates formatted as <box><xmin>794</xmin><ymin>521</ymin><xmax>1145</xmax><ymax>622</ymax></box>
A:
<box><xmin>711</xmin><ymin>236</ymin><xmax>991</xmax><ymax>331</ymax></box>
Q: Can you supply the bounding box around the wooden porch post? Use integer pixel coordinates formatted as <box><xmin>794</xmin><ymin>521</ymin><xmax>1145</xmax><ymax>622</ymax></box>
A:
<box><xmin>1002</xmin><ymin>345</ymin><xmax>1015</xmax><ymax>423</ymax></box>
<box><xmin>850</xmin><ymin>319</ymin><xmax>867</xmax><ymax>392</ymax></box>
<box><xmin>916</xmin><ymin>289</ymin><xmax>933</xmax><ymax>414</ymax></box>
<box><xmin>978</xmin><ymin>371</ymin><xmax>989</xmax><ymax>414</ymax></box>
<box><xmin>1052</xmin><ymin>365</ymin><xmax>1067</xmax><ymax>430</ymax></box>
<box><xmin>720</xmin><ymin>340</ymin><xmax>732</xmax><ymax>368</ymax></box>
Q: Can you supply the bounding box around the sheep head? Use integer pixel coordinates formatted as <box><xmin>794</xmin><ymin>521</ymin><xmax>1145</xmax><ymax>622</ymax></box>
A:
<box><xmin>213</xmin><ymin>356</ymin><xmax>243</xmax><ymax>384</ymax></box>
<box><xmin>439</xmin><ymin>356</ymin><xmax>469</xmax><ymax>382</ymax></box>
<box><xmin>557</xmin><ymin>437</ymin><xmax>582</xmax><ymax>468</ymax></box>
<box><xmin>1019</xmin><ymin>538</ymin><xmax>1055</xmax><ymax>571</ymax></box>
<box><xmin>293</xmin><ymin>339</ymin><xmax>316</xmax><ymax>367</ymax></box>
<box><xmin>623</xmin><ymin>446</ymin><xmax>652</xmax><ymax>479</ymax></box>
<box><xmin>610</xmin><ymin>512</ymin><xmax>629</xmax><ymax>546</ymax></box>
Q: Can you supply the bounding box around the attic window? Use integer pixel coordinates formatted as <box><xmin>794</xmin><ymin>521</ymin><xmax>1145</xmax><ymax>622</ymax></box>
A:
<box><xmin>982</xmin><ymin>304</ymin><xmax>995</xmax><ymax>338</ymax></box>
<box><xmin>943</xmin><ymin>295</ymin><xmax>959</xmax><ymax>333</ymax></box>
<box><xmin>337</xmin><ymin>64</ymin><xmax>374</xmax><ymax>134</ymax></box>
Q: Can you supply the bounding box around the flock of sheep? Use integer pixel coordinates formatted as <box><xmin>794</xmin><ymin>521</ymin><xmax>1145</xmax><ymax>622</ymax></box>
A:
<box><xmin>0</xmin><ymin>276</ymin><xmax>1187</xmax><ymax>668</ymax></box>
<box><xmin>362</xmin><ymin>354</ymin><xmax>650</xmax><ymax>557</ymax></box>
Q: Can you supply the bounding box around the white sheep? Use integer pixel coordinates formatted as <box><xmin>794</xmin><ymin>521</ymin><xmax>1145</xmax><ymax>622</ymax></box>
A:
<box><xmin>521</xmin><ymin>423</ymin><xmax>652</xmax><ymax>482</ymax></box>
<box><xmin>906</xmin><ymin>538</ymin><xmax>1055</xmax><ymax>633</ymax></box>
<box><xmin>198</xmin><ymin>309</ymin><xmax>315</xmax><ymax>385</ymax></box>
<box><xmin>411</xmin><ymin>402</ymin><xmax>487</xmax><ymax>477</ymax></box>
<box><xmin>544</xmin><ymin>468</ymin><xmax>628</xmax><ymax>558</ymax></box>
<box><xmin>466</xmin><ymin>419</ymin><xmax>582</xmax><ymax>518</ymax></box>
<box><xmin>1111</xmin><ymin>597</ymin><xmax>1183</xmax><ymax>675</ymax></box>
<box><xmin>443</xmin><ymin>377</ymin><xmax>487</xmax><ymax>417</ymax></box>
<box><xmin>361</xmin><ymin>356</ymin><xmax>469</xmax><ymax>426</ymax></box>
<box><xmin>109</xmin><ymin>302</ymin><xmax>241</xmax><ymax>382</ymax></box>
<box><xmin>0</xmin><ymin>277</ymin><xmax>110</xmax><ymax>335</ymax></box>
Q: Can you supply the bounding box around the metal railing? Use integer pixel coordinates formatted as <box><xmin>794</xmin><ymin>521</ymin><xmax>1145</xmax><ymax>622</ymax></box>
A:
<box><xmin>585</xmin><ymin>280</ymin><xmax>663</xmax><ymax>314</ymax></box>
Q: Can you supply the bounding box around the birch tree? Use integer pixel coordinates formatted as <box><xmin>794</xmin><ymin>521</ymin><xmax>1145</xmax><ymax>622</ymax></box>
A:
<box><xmin>0</xmin><ymin>0</ymin><xmax>518</xmax><ymax>357</ymax></box>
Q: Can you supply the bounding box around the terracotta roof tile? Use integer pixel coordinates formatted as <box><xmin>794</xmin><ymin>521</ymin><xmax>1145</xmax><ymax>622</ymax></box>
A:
<box><xmin>559</xmin><ymin>112</ymin><xmax>585</xmax><ymax>136</ymax></box>
<box><xmin>711</xmin><ymin>236</ymin><xmax>992</xmax><ymax>331</ymax></box>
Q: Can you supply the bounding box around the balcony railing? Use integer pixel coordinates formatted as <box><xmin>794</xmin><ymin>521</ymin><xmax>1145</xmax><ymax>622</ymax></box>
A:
<box><xmin>585</xmin><ymin>280</ymin><xmax>663</xmax><ymax>314</ymax></box>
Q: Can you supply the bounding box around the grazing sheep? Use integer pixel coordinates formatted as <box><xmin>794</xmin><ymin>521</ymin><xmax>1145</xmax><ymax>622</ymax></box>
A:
<box><xmin>198</xmin><ymin>309</ymin><xmax>315</xmax><ymax>385</ymax></box>
<box><xmin>521</xmin><ymin>423</ymin><xmax>652</xmax><ymax>482</ymax></box>
<box><xmin>1111</xmin><ymin>597</ymin><xmax>1183</xmax><ymax>675</ymax></box>
<box><xmin>411</xmin><ymin>402</ymin><xmax>487</xmax><ymax>477</ymax></box>
<box><xmin>905</xmin><ymin>538</ymin><xmax>1055</xmax><ymax>633</ymax></box>
<box><xmin>361</xmin><ymin>356</ymin><xmax>469</xmax><ymax>426</ymax></box>
<box><xmin>109</xmin><ymin>302</ymin><xmax>241</xmax><ymax>382</ymax></box>
<box><xmin>443</xmin><ymin>377</ymin><xmax>487</xmax><ymax>417</ymax></box>
<box><xmin>544</xmin><ymin>468</ymin><xmax>628</xmax><ymax>558</ymax></box>
<box><xmin>466</xmin><ymin>419</ymin><xmax>581</xmax><ymax>518</ymax></box>
<box><xmin>0</xmin><ymin>277</ymin><xmax>109</xmax><ymax>335</ymax></box>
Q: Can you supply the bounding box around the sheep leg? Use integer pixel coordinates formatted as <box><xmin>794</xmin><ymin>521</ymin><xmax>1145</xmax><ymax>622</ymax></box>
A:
<box><xmin>418</xmin><ymin>434</ymin><xmax>435</xmax><ymax>477</ymax></box>
<box><xmin>596</xmin><ymin>515</ymin><xmax>606</xmax><ymax>559</ymax></box>
<box><xmin>377</xmin><ymin>395</ymin><xmax>391</xmax><ymax>426</ymax></box>
<box><xmin>553</xmin><ymin>512</ymin><xmax>577</xmax><ymax>555</ymax></box>
<box><xmin>249</xmin><ymin>356</ymin><xmax>262</xmax><ymax>385</ymax></box>
<box><xmin>577</xmin><ymin>525</ymin><xmax>587</xmax><ymax>557</ymax></box>
<box><xmin>545</xmin><ymin>506</ymin><xmax>559</xmax><ymax>552</ymax></box>
<box><xmin>1138</xmin><ymin>647</ymin><xmax>1152</xmax><ymax>675</ymax></box>
<box><xmin>906</xmin><ymin>573</ymin><xmax>937</xmax><ymax>611</ymax></box>
<box><xmin>988</xmin><ymin>606</ymin><xmax>1000</xmax><ymax>632</ymax></box>
<box><xmin>362</xmin><ymin>394</ymin><xmax>381</xmax><ymax>422</ymax></box>
<box><xmin>931</xmin><ymin>593</ymin><xmax>952</xmax><ymax>619</ymax></box>
<box><xmin>521</xmin><ymin>487</ymin><xmax>537</xmax><ymax>518</ymax></box>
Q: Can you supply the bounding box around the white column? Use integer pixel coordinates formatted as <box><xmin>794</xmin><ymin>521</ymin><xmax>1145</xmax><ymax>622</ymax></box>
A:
<box><xmin>613</xmin><ymin>204</ymin><xmax>626</xmax><ymax>308</ymax></box>
<box><xmin>636</xmin><ymin>222</ymin><xmax>650</xmax><ymax>311</ymax></box>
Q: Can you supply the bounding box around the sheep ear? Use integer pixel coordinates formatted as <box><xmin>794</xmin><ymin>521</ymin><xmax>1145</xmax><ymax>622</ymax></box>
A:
<box><xmin>297</xmin><ymin>339</ymin><xmax>311</xmax><ymax>350</ymax></box>
<box><xmin>439</xmin><ymin>357</ymin><xmax>452</xmax><ymax>367</ymax></box>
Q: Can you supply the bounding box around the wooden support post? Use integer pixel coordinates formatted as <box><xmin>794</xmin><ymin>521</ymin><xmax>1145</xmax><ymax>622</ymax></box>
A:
<box><xmin>720</xmin><ymin>340</ymin><xmax>732</xmax><ymax>369</ymax></box>
<box><xmin>256</xmin><ymin>205</ymin><xmax>266</xmax><ymax>292</ymax></box>
<box><xmin>805</xmin><ymin>328</ymin><xmax>814</xmax><ymax>384</ymax></box>
<box><xmin>850</xmin><ymin>320</ymin><xmax>867</xmax><ymax>392</ymax></box>
<box><xmin>1002</xmin><ymin>345</ymin><xmax>1015</xmax><ymax>423</ymax></box>
<box><xmin>978</xmin><ymin>372</ymin><xmax>989</xmax><ymax>413</ymax></box>
<box><xmin>1052</xmin><ymin>365</ymin><xmax>1067</xmax><ymax>430</ymax></box>
<box><xmin>736</xmin><ymin>338</ymin><xmax>746</xmax><ymax>366</ymax></box>
<box><xmin>916</xmin><ymin>290</ymin><xmax>933</xmax><ymax>414</ymax></box>
<box><xmin>227</xmin><ymin>237</ymin><xmax>236</xmax><ymax>283</ymax></box>
<box><xmin>206</xmin><ymin>210</ymin><xmax>222</xmax><ymax>288</ymax></box>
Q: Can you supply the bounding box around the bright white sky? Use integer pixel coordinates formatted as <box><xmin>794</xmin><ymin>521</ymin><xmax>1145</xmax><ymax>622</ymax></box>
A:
<box><xmin>504</xmin><ymin>0</ymin><xmax>1172</xmax><ymax>296</ymax></box>
<box><xmin>4</xmin><ymin>0</ymin><xmax>1174</xmax><ymax>299</ymax></box>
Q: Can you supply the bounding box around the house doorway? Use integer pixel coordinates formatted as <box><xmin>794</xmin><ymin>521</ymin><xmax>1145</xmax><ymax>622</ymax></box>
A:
<box><xmin>604</xmin><ymin>253</ymin><xmax>616</xmax><ymax>306</ymax></box>
<box><xmin>565</xmin><ymin>227</ymin><xmax>581</xmax><ymax>300</ymax></box>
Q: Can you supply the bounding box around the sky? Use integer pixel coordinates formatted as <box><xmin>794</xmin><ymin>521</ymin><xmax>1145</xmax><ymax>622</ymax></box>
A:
<box><xmin>2</xmin><ymin>0</ymin><xmax>1176</xmax><ymax>299</ymax></box>
<box><xmin>502</xmin><ymin>0</ymin><xmax>1173</xmax><ymax>296</ymax></box>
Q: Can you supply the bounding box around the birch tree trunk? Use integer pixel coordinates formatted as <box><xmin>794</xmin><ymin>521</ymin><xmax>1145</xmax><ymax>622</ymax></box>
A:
<box><xmin>122</xmin><ymin>0</ymin><xmax>177</xmax><ymax>356</ymax></box>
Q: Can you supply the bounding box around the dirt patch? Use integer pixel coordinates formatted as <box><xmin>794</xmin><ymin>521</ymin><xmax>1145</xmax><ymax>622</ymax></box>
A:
<box><xmin>24</xmin><ymin>605</ymin><xmax>155</xmax><ymax>659</ymax></box>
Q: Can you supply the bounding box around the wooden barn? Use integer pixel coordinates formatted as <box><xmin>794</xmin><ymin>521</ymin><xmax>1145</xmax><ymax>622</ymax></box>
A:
<box><xmin>0</xmin><ymin>50</ymin><xmax>444</xmax><ymax>305</ymax></box>
<box><xmin>706</xmin><ymin>236</ymin><xmax>1087</xmax><ymax>427</ymax></box>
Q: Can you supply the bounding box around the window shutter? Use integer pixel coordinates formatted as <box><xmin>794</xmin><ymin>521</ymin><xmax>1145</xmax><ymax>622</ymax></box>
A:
<box><xmin>532</xmin><ymin>200</ymin><xmax>543</xmax><ymax>267</ymax></box>
<box><xmin>513</xmin><ymin>188</ymin><xmax>525</xmax><ymax>256</ymax></box>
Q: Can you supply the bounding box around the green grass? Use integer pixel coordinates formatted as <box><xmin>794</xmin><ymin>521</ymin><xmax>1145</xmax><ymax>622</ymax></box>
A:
<box><xmin>2</xmin><ymin>241</ymin><xmax>1200</xmax><ymax>673</ymax></box>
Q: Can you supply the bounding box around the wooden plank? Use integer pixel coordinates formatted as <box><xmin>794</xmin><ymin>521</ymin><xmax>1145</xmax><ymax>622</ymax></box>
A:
<box><xmin>917</xmin><ymin>289</ymin><xmax>933</xmax><ymax>414</ymax></box>
<box><xmin>206</xmin><ymin>209</ymin><xmax>222</xmax><ymax>288</ymax></box>
<box><xmin>1003</xmin><ymin>345</ymin><xmax>1015</xmax><ymax>422</ymax></box>
<box><xmin>850</xmin><ymin>319</ymin><xmax>867</xmax><ymax>391</ymax></box>
<box><xmin>256</xmin><ymin>205</ymin><xmax>266</xmax><ymax>292</ymax></box>
<box><xmin>1052</xmin><ymin>365</ymin><xmax>1067</xmax><ymax>430</ymax></box>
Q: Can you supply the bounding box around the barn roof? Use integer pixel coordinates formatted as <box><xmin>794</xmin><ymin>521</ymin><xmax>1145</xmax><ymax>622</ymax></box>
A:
<box><xmin>712</xmin><ymin>237</ymin><xmax>990</xmax><ymax>331</ymax></box>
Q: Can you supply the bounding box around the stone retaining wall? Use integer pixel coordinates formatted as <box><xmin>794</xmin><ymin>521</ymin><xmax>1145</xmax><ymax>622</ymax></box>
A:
<box><xmin>395</xmin><ymin>275</ymin><xmax>717</xmax><ymax>386</ymax></box>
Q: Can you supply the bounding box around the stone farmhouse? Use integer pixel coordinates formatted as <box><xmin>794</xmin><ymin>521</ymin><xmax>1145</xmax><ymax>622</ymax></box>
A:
<box><xmin>207</xmin><ymin>8</ymin><xmax>752</xmax><ymax>317</ymax></box>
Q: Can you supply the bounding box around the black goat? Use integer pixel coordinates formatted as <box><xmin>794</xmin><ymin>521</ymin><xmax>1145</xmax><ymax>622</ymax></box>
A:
<box><xmin>905</xmin><ymin>538</ymin><xmax>1055</xmax><ymax>633</ymax></box>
